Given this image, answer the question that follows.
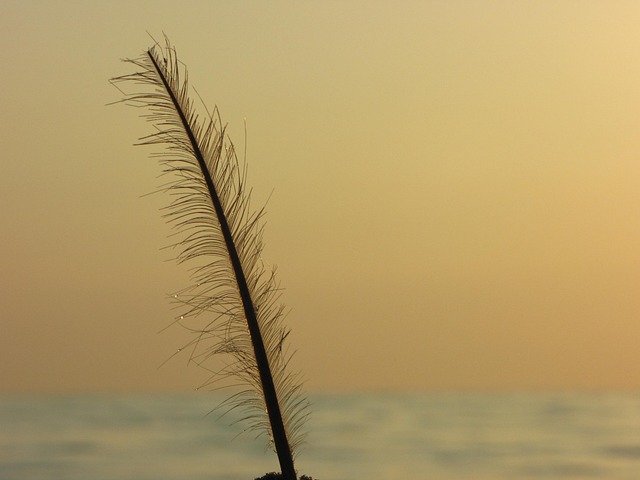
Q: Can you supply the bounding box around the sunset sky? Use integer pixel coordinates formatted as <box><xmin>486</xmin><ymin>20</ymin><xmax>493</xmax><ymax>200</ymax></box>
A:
<box><xmin>1</xmin><ymin>1</ymin><xmax>639</xmax><ymax>393</ymax></box>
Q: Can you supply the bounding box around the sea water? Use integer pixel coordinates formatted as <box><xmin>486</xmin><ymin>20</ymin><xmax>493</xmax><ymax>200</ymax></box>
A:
<box><xmin>1</xmin><ymin>392</ymin><xmax>640</xmax><ymax>479</ymax></box>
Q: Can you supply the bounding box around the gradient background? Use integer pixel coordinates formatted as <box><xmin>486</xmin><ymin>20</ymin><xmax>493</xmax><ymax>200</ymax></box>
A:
<box><xmin>1</xmin><ymin>1</ymin><xmax>639</xmax><ymax>393</ymax></box>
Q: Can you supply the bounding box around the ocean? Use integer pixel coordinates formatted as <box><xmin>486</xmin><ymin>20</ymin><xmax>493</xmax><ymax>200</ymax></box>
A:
<box><xmin>1</xmin><ymin>392</ymin><xmax>639</xmax><ymax>479</ymax></box>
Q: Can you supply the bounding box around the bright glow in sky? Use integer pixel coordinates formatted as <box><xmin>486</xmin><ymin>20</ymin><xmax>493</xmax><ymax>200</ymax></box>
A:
<box><xmin>1</xmin><ymin>1</ymin><xmax>639</xmax><ymax>392</ymax></box>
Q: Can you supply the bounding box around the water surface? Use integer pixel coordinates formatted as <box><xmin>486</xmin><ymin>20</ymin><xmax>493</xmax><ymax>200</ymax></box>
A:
<box><xmin>2</xmin><ymin>392</ymin><xmax>640</xmax><ymax>479</ymax></box>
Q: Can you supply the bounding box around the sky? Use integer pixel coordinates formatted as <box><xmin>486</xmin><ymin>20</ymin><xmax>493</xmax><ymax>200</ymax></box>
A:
<box><xmin>1</xmin><ymin>1</ymin><xmax>639</xmax><ymax>393</ymax></box>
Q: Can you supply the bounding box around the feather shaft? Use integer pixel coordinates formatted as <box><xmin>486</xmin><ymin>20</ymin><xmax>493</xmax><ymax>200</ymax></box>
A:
<box><xmin>145</xmin><ymin>50</ymin><xmax>297</xmax><ymax>480</ymax></box>
<box><xmin>112</xmin><ymin>38</ymin><xmax>307</xmax><ymax>479</ymax></box>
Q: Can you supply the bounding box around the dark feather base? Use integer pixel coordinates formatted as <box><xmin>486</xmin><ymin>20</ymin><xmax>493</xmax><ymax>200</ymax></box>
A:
<box><xmin>255</xmin><ymin>474</ymin><xmax>315</xmax><ymax>480</ymax></box>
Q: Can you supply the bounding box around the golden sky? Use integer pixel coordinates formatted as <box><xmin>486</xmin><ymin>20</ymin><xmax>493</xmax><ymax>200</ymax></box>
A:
<box><xmin>1</xmin><ymin>1</ymin><xmax>639</xmax><ymax>393</ymax></box>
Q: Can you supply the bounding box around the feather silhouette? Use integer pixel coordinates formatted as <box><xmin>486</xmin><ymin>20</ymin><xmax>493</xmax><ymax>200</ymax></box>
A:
<box><xmin>111</xmin><ymin>37</ymin><xmax>309</xmax><ymax>480</ymax></box>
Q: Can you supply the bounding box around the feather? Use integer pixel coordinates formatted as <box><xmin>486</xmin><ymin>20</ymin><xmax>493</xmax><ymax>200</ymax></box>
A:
<box><xmin>111</xmin><ymin>36</ymin><xmax>309</xmax><ymax>479</ymax></box>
